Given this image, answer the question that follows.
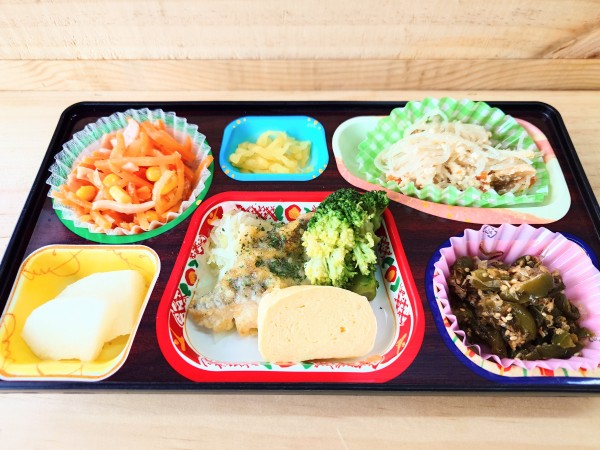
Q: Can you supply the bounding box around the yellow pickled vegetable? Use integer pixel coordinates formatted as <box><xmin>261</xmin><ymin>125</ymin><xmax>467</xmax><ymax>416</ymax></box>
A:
<box><xmin>229</xmin><ymin>131</ymin><xmax>311</xmax><ymax>174</ymax></box>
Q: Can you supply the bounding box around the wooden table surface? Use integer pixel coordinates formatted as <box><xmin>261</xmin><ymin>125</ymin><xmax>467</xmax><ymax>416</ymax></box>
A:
<box><xmin>1</xmin><ymin>90</ymin><xmax>600</xmax><ymax>449</ymax></box>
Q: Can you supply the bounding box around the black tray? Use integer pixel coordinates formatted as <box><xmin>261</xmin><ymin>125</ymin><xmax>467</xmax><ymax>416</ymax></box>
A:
<box><xmin>2</xmin><ymin>100</ymin><xmax>600</xmax><ymax>392</ymax></box>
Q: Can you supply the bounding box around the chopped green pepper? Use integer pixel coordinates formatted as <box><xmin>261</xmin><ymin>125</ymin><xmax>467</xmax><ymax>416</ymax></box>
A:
<box><xmin>514</xmin><ymin>272</ymin><xmax>553</xmax><ymax>298</ymax></box>
<box><xmin>448</xmin><ymin>254</ymin><xmax>592</xmax><ymax>361</ymax></box>
<box><xmin>509</xmin><ymin>303</ymin><xmax>537</xmax><ymax>342</ymax></box>
<box><xmin>470</xmin><ymin>269</ymin><xmax>507</xmax><ymax>291</ymax></box>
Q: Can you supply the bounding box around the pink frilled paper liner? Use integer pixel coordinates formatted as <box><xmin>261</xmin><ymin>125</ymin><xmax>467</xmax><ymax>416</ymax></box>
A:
<box><xmin>432</xmin><ymin>224</ymin><xmax>600</xmax><ymax>371</ymax></box>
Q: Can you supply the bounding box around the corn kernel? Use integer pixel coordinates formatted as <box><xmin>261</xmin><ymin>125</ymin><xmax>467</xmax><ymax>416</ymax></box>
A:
<box><xmin>161</xmin><ymin>173</ymin><xmax>178</xmax><ymax>195</ymax></box>
<box><xmin>146</xmin><ymin>166</ymin><xmax>162</xmax><ymax>182</ymax></box>
<box><xmin>109</xmin><ymin>185</ymin><xmax>132</xmax><ymax>204</ymax></box>
<box><xmin>102</xmin><ymin>173</ymin><xmax>120</xmax><ymax>187</ymax></box>
<box><xmin>75</xmin><ymin>185</ymin><xmax>97</xmax><ymax>202</ymax></box>
<box><xmin>146</xmin><ymin>210</ymin><xmax>159</xmax><ymax>222</ymax></box>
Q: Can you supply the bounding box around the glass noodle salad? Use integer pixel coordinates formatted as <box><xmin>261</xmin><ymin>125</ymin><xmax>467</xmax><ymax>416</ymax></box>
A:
<box><xmin>373</xmin><ymin>110</ymin><xmax>540</xmax><ymax>195</ymax></box>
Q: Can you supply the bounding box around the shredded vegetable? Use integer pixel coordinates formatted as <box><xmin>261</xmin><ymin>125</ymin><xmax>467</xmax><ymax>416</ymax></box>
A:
<box><xmin>53</xmin><ymin>118</ymin><xmax>213</xmax><ymax>232</ymax></box>
<box><xmin>374</xmin><ymin>110</ymin><xmax>539</xmax><ymax>194</ymax></box>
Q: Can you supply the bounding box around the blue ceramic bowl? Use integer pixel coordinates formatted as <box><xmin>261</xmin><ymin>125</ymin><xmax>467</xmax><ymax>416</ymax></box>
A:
<box><xmin>219</xmin><ymin>116</ymin><xmax>329</xmax><ymax>181</ymax></box>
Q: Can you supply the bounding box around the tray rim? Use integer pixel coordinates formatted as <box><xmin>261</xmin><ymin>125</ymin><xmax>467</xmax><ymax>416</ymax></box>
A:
<box><xmin>2</xmin><ymin>99</ymin><xmax>600</xmax><ymax>393</ymax></box>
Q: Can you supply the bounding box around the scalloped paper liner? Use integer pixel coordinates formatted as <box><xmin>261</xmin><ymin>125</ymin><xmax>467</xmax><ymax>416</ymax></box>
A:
<box><xmin>47</xmin><ymin>108</ymin><xmax>213</xmax><ymax>240</ymax></box>
<box><xmin>356</xmin><ymin>98</ymin><xmax>549</xmax><ymax>207</ymax></box>
<box><xmin>432</xmin><ymin>224</ymin><xmax>600</xmax><ymax>372</ymax></box>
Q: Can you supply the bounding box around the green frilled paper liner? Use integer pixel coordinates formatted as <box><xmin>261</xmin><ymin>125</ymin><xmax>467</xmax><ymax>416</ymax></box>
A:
<box><xmin>356</xmin><ymin>98</ymin><xmax>549</xmax><ymax>208</ymax></box>
<box><xmin>47</xmin><ymin>108</ymin><xmax>213</xmax><ymax>244</ymax></box>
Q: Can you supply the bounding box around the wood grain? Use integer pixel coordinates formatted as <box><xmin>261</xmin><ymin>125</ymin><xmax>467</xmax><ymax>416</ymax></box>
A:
<box><xmin>1</xmin><ymin>393</ymin><xmax>600</xmax><ymax>449</ymax></box>
<box><xmin>544</xmin><ymin>25</ymin><xmax>600</xmax><ymax>59</ymax></box>
<box><xmin>1</xmin><ymin>59</ymin><xmax>600</xmax><ymax>91</ymax></box>
<box><xmin>2</xmin><ymin>0</ymin><xmax>600</xmax><ymax>60</ymax></box>
<box><xmin>2</xmin><ymin>1</ymin><xmax>599</xmax><ymax>91</ymax></box>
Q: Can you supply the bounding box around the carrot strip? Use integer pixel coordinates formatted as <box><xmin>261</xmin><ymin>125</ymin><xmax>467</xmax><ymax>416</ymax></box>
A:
<box><xmin>75</xmin><ymin>166</ymin><xmax>95</xmax><ymax>180</ymax></box>
<box><xmin>139</xmin><ymin>131</ymin><xmax>151</xmax><ymax>156</ymax></box>
<box><xmin>100</xmin><ymin>132</ymin><xmax>116</xmax><ymax>149</ymax></box>
<box><xmin>136</xmin><ymin>186</ymin><xmax>152</xmax><ymax>202</ymax></box>
<box><xmin>134</xmin><ymin>167</ymin><xmax>147</xmax><ymax>179</ymax></box>
<box><xmin>92</xmin><ymin>149</ymin><xmax>111</xmax><ymax>158</ymax></box>
<box><xmin>104</xmin><ymin>210</ymin><xmax>131</xmax><ymax>224</ymax></box>
<box><xmin>110</xmin><ymin>131</ymin><xmax>126</xmax><ymax>158</ymax></box>
<box><xmin>194</xmin><ymin>155</ymin><xmax>214</xmax><ymax>183</ymax></box>
<box><xmin>108</xmin><ymin>160</ymin><xmax>122</xmax><ymax>175</ymax></box>
<box><xmin>78</xmin><ymin>159</ymin><xmax>99</xmax><ymax>168</ymax></box>
<box><xmin>81</xmin><ymin>155</ymin><xmax>104</xmax><ymax>165</ymax></box>
<box><xmin>182</xmin><ymin>178</ymin><xmax>192</xmax><ymax>200</ymax></box>
<box><xmin>94</xmin><ymin>154</ymin><xmax>178</xmax><ymax>170</ymax></box>
<box><xmin>126</xmin><ymin>137</ymin><xmax>142</xmax><ymax>157</ymax></box>
<box><xmin>129</xmin><ymin>186</ymin><xmax>150</xmax><ymax>231</ymax></box>
<box><xmin>90</xmin><ymin>211</ymin><xmax>112</xmax><ymax>230</ymax></box>
<box><xmin>140</xmin><ymin>121</ymin><xmax>195</xmax><ymax>162</ymax></box>
<box><xmin>152</xmin><ymin>170</ymin><xmax>173</xmax><ymax>214</ymax></box>
<box><xmin>93</xmin><ymin>160</ymin><xmax>112</xmax><ymax>171</ymax></box>
<box><xmin>126</xmin><ymin>182</ymin><xmax>136</xmax><ymax>197</ymax></box>
<box><xmin>117</xmin><ymin>170</ymin><xmax>153</xmax><ymax>189</ymax></box>
<box><xmin>182</xmin><ymin>163</ymin><xmax>194</xmax><ymax>181</ymax></box>
<box><xmin>175</xmin><ymin>157</ymin><xmax>184</xmax><ymax>200</ymax></box>
<box><xmin>66</xmin><ymin>175</ymin><xmax>88</xmax><ymax>192</ymax></box>
<box><xmin>63</xmin><ymin>191</ymin><xmax>93</xmax><ymax>210</ymax></box>
<box><xmin>88</xmin><ymin>170</ymin><xmax>104</xmax><ymax>190</ymax></box>
<box><xmin>174</xmin><ymin>147</ymin><xmax>195</xmax><ymax>163</ymax></box>
<box><xmin>161</xmin><ymin>157</ymin><xmax>185</xmax><ymax>213</ymax></box>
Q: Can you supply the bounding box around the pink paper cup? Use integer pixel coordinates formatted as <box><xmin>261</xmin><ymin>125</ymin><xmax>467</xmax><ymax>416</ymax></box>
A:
<box><xmin>432</xmin><ymin>224</ymin><xmax>600</xmax><ymax>372</ymax></box>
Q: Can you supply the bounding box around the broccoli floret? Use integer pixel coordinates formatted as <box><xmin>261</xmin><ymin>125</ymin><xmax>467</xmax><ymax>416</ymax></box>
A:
<box><xmin>346</xmin><ymin>271</ymin><xmax>379</xmax><ymax>301</ymax></box>
<box><xmin>302</xmin><ymin>189</ymin><xmax>389</xmax><ymax>299</ymax></box>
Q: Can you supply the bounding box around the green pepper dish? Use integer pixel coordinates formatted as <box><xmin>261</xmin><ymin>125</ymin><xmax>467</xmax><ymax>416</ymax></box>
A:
<box><xmin>448</xmin><ymin>255</ymin><xmax>592</xmax><ymax>360</ymax></box>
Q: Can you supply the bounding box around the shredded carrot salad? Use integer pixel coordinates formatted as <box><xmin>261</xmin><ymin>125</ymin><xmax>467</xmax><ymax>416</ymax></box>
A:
<box><xmin>52</xmin><ymin>118</ymin><xmax>213</xmax><ymax>232</ymax></box>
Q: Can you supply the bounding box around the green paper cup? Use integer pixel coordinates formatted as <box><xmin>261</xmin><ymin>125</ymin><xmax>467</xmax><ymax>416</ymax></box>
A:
<box><xmin>47</xmin><ymin>108</ymin><xmax>214</xmax><ymax>243</ymax></box>
<box><xmin>356</xmin><ymin>98</ymin><xmax>549</xmax><ymax>207</ymax></box>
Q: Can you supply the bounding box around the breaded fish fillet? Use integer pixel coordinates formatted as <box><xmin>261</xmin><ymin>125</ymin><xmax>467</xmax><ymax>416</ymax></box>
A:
<box><xmin>188</xmin><ymin>212</ymin><xmax>312</xmax><ymax>335</ymax></box>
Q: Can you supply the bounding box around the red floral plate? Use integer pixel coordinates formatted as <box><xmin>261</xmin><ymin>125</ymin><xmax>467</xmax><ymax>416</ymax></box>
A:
<box><xmin>156</xmin><ymin>191</ymin><xmax>425</xmax><ymax>383</ymax></box>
